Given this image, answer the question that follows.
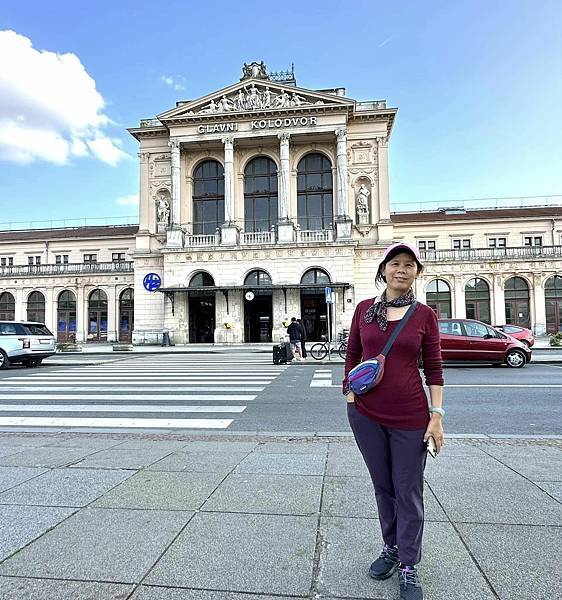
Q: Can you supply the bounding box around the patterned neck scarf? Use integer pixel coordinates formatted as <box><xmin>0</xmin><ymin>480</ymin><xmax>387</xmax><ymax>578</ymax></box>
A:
<box><xmin>364</xmin><ymin>288</ymin><xmax>416</xmax><ymax>331</ymax></box>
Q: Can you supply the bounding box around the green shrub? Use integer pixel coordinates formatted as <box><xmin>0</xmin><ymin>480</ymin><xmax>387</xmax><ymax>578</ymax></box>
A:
<box><xmin>549</xmin><ymin>332</ymin><xmax>562</xmax><ymax>347</ymax></box>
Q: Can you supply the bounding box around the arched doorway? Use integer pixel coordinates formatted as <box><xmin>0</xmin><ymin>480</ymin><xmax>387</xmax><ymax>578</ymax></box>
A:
<box><xmin>119</xmin><ymin>288</ymin><xmax>134</xmax><ymax>342</ymax></box>
<box><xmin>244</xmin><ymin>269</ymin><xmax>272</xmax><ymax>342</ymax></box>
<box><xmin>297</xmin><ymin>153</ymin><xmax>334</xmax><ymax>230</ymax></box>
<box><xmin>193</xmin><ymin>160</ymin><xmax>225</xmax><ymax>234</ymax></box>
<box><xmin>545</xmin><ymin>275</ymin><xmax>562</xmax><ymax>333</ymax></box>
<box><xmin>188</xmin><ymin>272</ymin><xmax>216</xmax><ymax>343</ymax></box>
<box><xmin>244</xmin><ymin>157</ymin><xmax>278</xmax><ymax>231</ymax></box>
<box><xmin>465</xmin><ymin>278</ymin><xmax>491</xmax><ymax>323</ymax></box>
<box><xmin>300</xmin><ymin>268</ymin><xmax>331</xmax><ymax>341</ymax></box>
<box><xmin>57</xmin><ymin>290</ymin><xmax>76</xmax><ymax>342</ymax></box>
<box><xmin>0</xmin><ymin>292</ymin><xmax>15</xmax><ymax>320</ymax></box>
<box><xmin>427</xmin><ymin>279</ymin><xmax>452</xmax><ymax>318</ymax></box>
<box><xmin>504</xmin><ymin>277</ymin><xmax>530</xmax><ymax>328</ymax></box>
<box><xmin>88</xmin><ymin>289</ymin><xmax>108</xmax><ymax>342</ymax></box>
<box><xmin>27</xmin><ymin>291</ymin><xmax>45</xmax><ymax>323</ymax></box>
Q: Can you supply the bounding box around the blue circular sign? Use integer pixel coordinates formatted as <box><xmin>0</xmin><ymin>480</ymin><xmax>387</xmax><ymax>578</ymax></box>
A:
<box><xmin>143</xmin><ymin>273</ymin><xmax>162</xmax><ymax>292</ymax></box>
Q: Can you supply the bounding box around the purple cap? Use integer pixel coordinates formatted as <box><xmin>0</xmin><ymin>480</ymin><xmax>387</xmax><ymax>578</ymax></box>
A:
<box><xmin>382</xmin><ymin>241</ymin><xmax>422</xmax><ymax>263</ymax></box>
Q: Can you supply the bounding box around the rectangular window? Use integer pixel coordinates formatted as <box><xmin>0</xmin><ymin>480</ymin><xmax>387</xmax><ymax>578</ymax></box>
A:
<box><xmin>488</xmin><ymin>237</ymin><xmax>507</xmax><ymax>248</ymax></box>
<box><xmin>28</xmin><ymin>256</ymin><xmax>41</xmax><ymax>265</ymax></box>
<box><xmin>0</xmin><ymin>257</ymin><xmax>11</xmax><ymax>266</ymax></box>
<box><xmin>0</xmin><ymin>258</ymin><xmax>5</xmax><ymax>266</ymax></box>
<box><xmin>56</xmin><ymin>254</ymin><xmax>69</xmax><ymax>264</ymax></box>
<box><xmin>28</xmin><ymin>256</ymin><xmax>34</xmax><ymax>265</ymax></box>
<box><xmin>453</xmin><ymin>239</ymin><xmax>471</xmax><ymax>249</ymax></box>
<box><xmin>112</xmin><ymin>252</ymin><xmax>126</xmax><ymax>262</ymax></box>
<box><xmin>83</xmin><ymin>254</ymin><xmax>97</xmax><ymax>263</ymax></box>
<box><xmin>418</xmin><ymin>240</ymin><xmax>436</xmax><ymax>251</ymax></box>
<box><xmin>523</xmin><ymin>236</ymin><xmax>543</xmax><ymax>247</ymax></box>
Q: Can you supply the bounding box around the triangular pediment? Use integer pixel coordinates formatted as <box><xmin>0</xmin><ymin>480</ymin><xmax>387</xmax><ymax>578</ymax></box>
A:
<box><xmin>158</xmin><ymin>79</ymin><xmax>354</xmax><ymax>121</ymax></box>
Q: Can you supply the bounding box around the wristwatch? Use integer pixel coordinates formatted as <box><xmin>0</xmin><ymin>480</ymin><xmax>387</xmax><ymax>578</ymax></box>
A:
<box><xmin>429</xmin><ymin>407</ymin><xmax>445</xmax><ymax>417</ymax></box>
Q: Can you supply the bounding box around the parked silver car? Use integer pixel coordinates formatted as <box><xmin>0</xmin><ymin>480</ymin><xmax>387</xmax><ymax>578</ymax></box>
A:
<box><xmin>0</xmin><ymin>321</ymin><xmax>56</xmax><ymax>369</ymax></box>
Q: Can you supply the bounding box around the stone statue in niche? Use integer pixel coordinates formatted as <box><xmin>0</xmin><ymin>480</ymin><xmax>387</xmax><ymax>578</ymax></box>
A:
<box><xmin>156</xmin><ymin>194</ymin><xmax>170</xmax><ymax>226</ymax></box>
<box><xmin>356</xmin><ymin>183</ymin><xmax>370</xmax><ymax>224</ymax></box>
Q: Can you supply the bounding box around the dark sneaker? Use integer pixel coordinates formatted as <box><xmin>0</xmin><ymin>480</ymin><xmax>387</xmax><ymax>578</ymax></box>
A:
<box><xmin>399</xmin><ymin>565</ymin><xmax>423</xmax><ymax>600</ymax></box>
<box><xmin>369</xmin><ymin>544</ymin><xmax>400</xmax><ymax>580</ymax></box>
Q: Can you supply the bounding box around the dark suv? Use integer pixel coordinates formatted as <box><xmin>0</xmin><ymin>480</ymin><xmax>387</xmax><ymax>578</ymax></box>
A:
<box><xmin>438</xmin><ymin>319</ymin><xmax>532</xmax><ymax>368</ymax></box>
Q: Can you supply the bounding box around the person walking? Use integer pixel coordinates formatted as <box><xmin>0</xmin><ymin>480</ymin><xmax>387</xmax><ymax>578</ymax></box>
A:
<box><xmin>286</xmin><ymin>317</ymin><xmax>302</xmax><ymax>360</ymax></box>
<box><xmin>342</xmin><ymin>242</ymin><xmax>444</xmax><ymax>600</ymax></box>
<box><xmin>296</xmin><ymin>318</ymin><xmax>307</xmax><ymax>359</ymax></box>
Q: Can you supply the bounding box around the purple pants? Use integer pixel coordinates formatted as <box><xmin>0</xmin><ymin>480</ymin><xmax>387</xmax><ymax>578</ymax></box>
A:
<box><xmin>347</xmin><ymin>403</ymin><xmax>427</xmax><ymax>565</ymax></box>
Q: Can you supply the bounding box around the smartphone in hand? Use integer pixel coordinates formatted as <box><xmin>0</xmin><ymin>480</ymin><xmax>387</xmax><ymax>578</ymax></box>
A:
<box><xmin>427</xmin><ymin>436</ymin><xmax>438</xmax><ymax>458</ymax></box>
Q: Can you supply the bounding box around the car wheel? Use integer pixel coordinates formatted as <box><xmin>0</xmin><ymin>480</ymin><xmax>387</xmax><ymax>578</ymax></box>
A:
<box><xmin>506</xmin><ymin>350</ymin><xmax>526</xmax><ymax>368</ymax></box>
<box><xmin>0</xmin><ymin>349</ymin><xmax>9</xmax><ymax>370</ymax></box>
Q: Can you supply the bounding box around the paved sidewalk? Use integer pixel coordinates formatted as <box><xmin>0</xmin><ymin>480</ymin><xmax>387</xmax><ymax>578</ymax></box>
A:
<box><xmin>0</xmin><ymin>432</ymin><xmax>560</xmax><ymax>599</ymax></box>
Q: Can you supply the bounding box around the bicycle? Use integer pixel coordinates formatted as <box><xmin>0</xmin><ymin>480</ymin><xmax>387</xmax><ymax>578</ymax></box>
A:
<box><xmin>310</xmin><ymin>337</ymin><xmax>348</xmax><ymax>360</ymax></box>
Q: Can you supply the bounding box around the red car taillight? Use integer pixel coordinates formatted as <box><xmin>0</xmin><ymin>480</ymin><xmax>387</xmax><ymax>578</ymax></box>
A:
<box><xmin>18</xmin><ymin>338</ymin><xmax>30</xmax><ymax>349</ymax></box>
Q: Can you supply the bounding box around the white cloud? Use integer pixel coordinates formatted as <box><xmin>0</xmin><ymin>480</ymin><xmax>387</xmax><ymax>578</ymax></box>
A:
<box><xmin>161</xmin><ymin>74</ymin><xmax>186</xmax><ymax>91</ymax></box>
<box><xmin>0</xmin><ymin>30</ymin><xmax>129</xmax><ymax>166</ymax></box>
<box><xmin>115</xmin><ymin>193</ymin><xmax>139</xmax><ymax>206</ymax></box>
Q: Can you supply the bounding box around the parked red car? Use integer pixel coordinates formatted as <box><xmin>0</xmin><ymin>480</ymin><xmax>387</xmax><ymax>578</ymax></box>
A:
<box><xmin>438</xmin><ymin>319</ymin><xmax>532</xmax><ymax>368</ymax></box>
<box><xmin>493</xmin><ymin>325</ymin><xmax>535</xmax><ymax>347</ymax></box>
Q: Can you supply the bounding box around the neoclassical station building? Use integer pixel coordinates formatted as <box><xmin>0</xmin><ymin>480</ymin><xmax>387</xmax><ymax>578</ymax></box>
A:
<box><xmin>1</xmin><ymin>63</ymin><xmax>561</xmax><ymax>343</ymax></box>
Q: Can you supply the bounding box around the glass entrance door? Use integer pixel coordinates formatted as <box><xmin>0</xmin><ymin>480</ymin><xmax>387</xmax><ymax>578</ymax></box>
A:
<box><xmin>244</xmin><ymin>293</ymin><xmax>272</xmax><ymax>342</ymax></box>
<box><xmin>189</xmin><ymin>295</ymin><xmax>215</xmax><ymax>343</ymax></box>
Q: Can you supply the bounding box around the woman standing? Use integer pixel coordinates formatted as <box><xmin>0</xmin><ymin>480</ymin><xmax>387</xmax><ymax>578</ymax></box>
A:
<box><xmin>343</xmin><ymin>242</ymin><xmax>444</xmax><ymax>600</ymax></box>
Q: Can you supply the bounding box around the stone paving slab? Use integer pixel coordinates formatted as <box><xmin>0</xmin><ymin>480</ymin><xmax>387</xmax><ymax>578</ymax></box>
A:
<box><xmin>0</xmin><ymin>466</ymin><xmax>47</xmax><ymax>493</ymax></box>
<box><xmin>317</xmin><ymin>516</ymin><xmax>496</xmax><ymax>599</ymax></box>
<box><xmin>0</xmin><ymin>576</ymin><xmax>134</xmax><ymax>600</ymax></box>
<box><xmin>130</xmin><ymin>587</ymin><xmax>302</xmax><ymax>600</ymax></box>
<box><xmin>252</xmin><ymin>441</ymin><xmax>329</xmax><ymax>455</ymax></box>
<box><xmin>0</xmin><ymin>507</ymin><xmax>192</xmax><ymax>583</ymax></box>
<box><xmin>201</xmin><ymin>472</ymin><xmax>323</xmax><ymax>515</ymax></box>
<box><xmin>0</xmin><ymin>447</ymin><xmax>29</xmax><ymax>459</ymax></box>
<box><xmin>92</xmin><ymin>470</ymin><xmax>225</xmax><ymax>510</ymax></box>
<box><xmin>458</xmin><ymin>523</ymin><xmax>562</xmax><ymax>600</ymax></box>
<box><xmin>0</xmin><ymin>504</ymin><xmax>76</xmax><ymax>561</ymax></box>
<box><xmin>480</xmin><ymin>444</ymin><xmax>562</xmax><ymax>481</ymax></box>
<box><xmin>0</xmin><ymin>468</ymin><xmax>134</xmax><ymax>507</ymax></box>
<box><xmin>425</xmin><ymin>456</ymin><xmax>562</xmax><ymax>525</ymax></box>
<box><xmin>112</xmin><ymin>440</ymin><xmax>192</xmax><ymax>452</ymax></box>
<box><xmin>170</xmin><ymin>440</ymin><xmax>258</xmax><ymax>453</ymax></box>
<box><xmin>534</xmin><ymin>480</ymin><xmax>562</xmax><ymax>501</ymax></box>
<box><xmin>322</xmin><ymin>476</ymin><xmax>448</xmax><ymax>522</ymax></box>
<box><xmin>70</xmin><ymin>447</ymin><xmax>175</xmax><ymax>470</ymax></box>
<box><xmin>146</xmin><ymin>449</ymin><xmax>250</xmax><ymax>475</ymax></box>
<box><xmin>0</xmin><ymin>435</ymin><xmax>71</xmax><ymax>447</ymax></box>
<box><xmin>0</xmin><ymin>446</ymin><xmax>97</xmax><ymax>468</ymax></box>
<box><xmin>326</xmin><ymin>444</ymin><xmax>369</xmax><ymax>477</ymax></box>
<box><xmin>145</xmin><ymin>511</ymin><xmax>317</xmax><ymax>596</ymax></box>
<box><xmin>234</xmin><ymin>452</ymin><xmax>326</xmax><ymax>476</ymax></box>
<box><xmin>44</xmin><ymin>436</ymin><xmax>127</xmax><ymax>450</ymax></box>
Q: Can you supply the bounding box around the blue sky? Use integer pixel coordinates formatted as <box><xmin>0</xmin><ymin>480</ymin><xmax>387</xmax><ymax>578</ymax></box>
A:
<box><xmin>1</xmin><ymin>0</ymin><xmax>561</xmax><ymax>226</ymax></box>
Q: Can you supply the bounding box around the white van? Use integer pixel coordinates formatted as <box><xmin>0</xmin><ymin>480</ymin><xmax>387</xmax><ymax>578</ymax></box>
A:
<box><xmin>0</xmin><ymin>321</ymin><xmax>56</xmax><ymax>369</ymax></box>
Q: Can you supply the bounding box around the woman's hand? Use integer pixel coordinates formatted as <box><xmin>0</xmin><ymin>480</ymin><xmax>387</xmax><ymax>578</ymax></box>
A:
<box><xmin>345</xmin><ymin>391</ymin><xmax>356</xmax><ymax>404</ymax></box>
<box><xmin>424</xmin><ymin>415</ymin><xmax>445</xmax><ymax>452</ymax></box>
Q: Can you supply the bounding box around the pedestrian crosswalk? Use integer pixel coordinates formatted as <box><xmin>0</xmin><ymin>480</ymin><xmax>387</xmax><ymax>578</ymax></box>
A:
<box><xmin>0</xmin><ymin>354</ymin><xmax>287</xmax><ymax>431</ymax></box>
<box><xmin>310</xmin><ymin>369</ymin><xmax>338</xmax><ymax>387</ymax></box>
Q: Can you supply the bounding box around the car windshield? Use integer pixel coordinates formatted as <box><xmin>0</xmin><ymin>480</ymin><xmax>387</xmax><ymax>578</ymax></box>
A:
<box><xmin>504</xmin><ymin>326</ymin><xmax>522</xmax><ymax>333</ymax></box>
<box><xmin>21</xmin><ymin>323</ymin><xmax>53</xmax><ymax>336</ymax></box>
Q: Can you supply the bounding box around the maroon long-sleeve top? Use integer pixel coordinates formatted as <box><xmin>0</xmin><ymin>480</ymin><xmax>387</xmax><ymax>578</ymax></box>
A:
<box><xmin>343</xmin><ymin>299</ymin><xmax>444</xmax><ymax>430</ymax></box>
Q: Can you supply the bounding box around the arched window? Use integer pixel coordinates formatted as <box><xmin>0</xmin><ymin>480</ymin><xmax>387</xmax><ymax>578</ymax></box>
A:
<box><xmin>504</xmin><ymin>277</ymin><xmax>530</xmax><ymax>328</ymax></box>
<box><xmin>27</xmin><ymin>291</ymin><xmax>45</xmax><ymax>323</ymax></box>
<box><xmin>297</xmin><ymin>153</ymin><xmax>333</xmax><ymax>231</ymax></box>
<box><xmin>244</xmin><ymin>157</ymin><xmax>278</xmax><ymax>232</ymax></box>
<box><xmin>189</xmin><ymin>272</ymin><xmax>215</xmax><ymax>287</ymax></box>
<box><xmin>193</xmin><ymin>160</ymin><xmax>225</xmax><ymax>234</ymax></box>
<box><xmin>88</xmin><ymin>289</ymin><xmax>108</xmax><ymax>341</ymax></box>
<box><xmin>301</xmin><ymin>268</ymin><xmax>331</xmax><ymax>285</ymax></box>
<box><xmin>545</xmin><ymin>275</ymin><xmax>562</xmax><ymax>333</ymax></box>
<box><xmin>0</xmin><ymin>291</ymin><xmax>15</xmax><ymax>320</ymax></box>
<box><xmin>119</xmin><ymin>288</ymin><xmax>134</xmax><ymax>342</ymax></box>
<box><xmin>57</xmin><ymin>290</ymin><xmax>76</xmax><ymax>342</ymax></box>
<box><xmin>244</xmin><ymin>270</ymin><xmax>272</xmax><ymax>286</ymax></box>
<box><xmin>427</xmin><ymin>279</ymin><xmax>452</xmax><ymax>318</ymax></box>
<box><xmin>465</xmin><ymin>278</ymin><xmax>491</xmax><ymax>323</ymax></box>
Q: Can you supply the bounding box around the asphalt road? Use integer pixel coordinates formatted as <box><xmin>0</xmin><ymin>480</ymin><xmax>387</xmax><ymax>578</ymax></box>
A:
<box><xmin>0</xmin><ymin>354</ymin><xmax>560</xmax><ymax>436</ymax></box>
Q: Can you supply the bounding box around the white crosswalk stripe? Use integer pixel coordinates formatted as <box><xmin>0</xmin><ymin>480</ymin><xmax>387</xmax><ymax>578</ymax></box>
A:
<box><xmin>0</xmin><ymin>355</ymin><xmax>287</xmax><ymax>431</ymax></box>
<box><xmin>310</xmin><ymin>369</ymin><xmax>336</xmax><ymax>387</ymax></box>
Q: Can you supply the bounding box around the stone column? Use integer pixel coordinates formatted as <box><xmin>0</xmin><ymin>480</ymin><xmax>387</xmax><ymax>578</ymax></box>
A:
<box><xmin>376</xmin><ymin>135</ymin><xmax>394</xmax><ymax>243</ymax></box>
<box><xmin>221</xmin><ymin>135</ymin><xmax>239</xmax><ymax>246</ymax></box>
<box><xmin>277</xmin><ymin>132</ymin><xmax>295</xmax><ymax>243</ymax></box>
<box><xmin>493</xmin><ymin>275</ymin><xmax>506</xmax><ymax>326</ymax></box>
<box><xmin>76</xmin><ymin>286</ymin><xmax>86</xmax><ymax>343</ymax></box>
<box><xmin>532</xmin><ymin>275</ymin><xmax>547</xmax><ymax>335</ymax></box>
<box><xmin>166</xmin><ymin>139</ymin><xmax>183</xmax><ymax>247</ymax></box>
<box><xmin>453</xmin><ymin>276</ymin><xmax>466</xmax><ymax>319</ymax></box>
<box><xmin>107</xmin><ymin>286</ymin><xmax>117</xmax><ymax>343</ymax></box>
<box><xmin>335</xmin><ymin>127</ymin><xmax>352</xmax><ymax>239</ymax></box>
<box><xmin>138</xmin><ymin>152</ymin><xmax>150</xmax><ymax>232</ymax></box>
<box><xmin>44</xmin><ymin>288</ymin><xmax>55</xmax><ymax>333</ymax></box>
